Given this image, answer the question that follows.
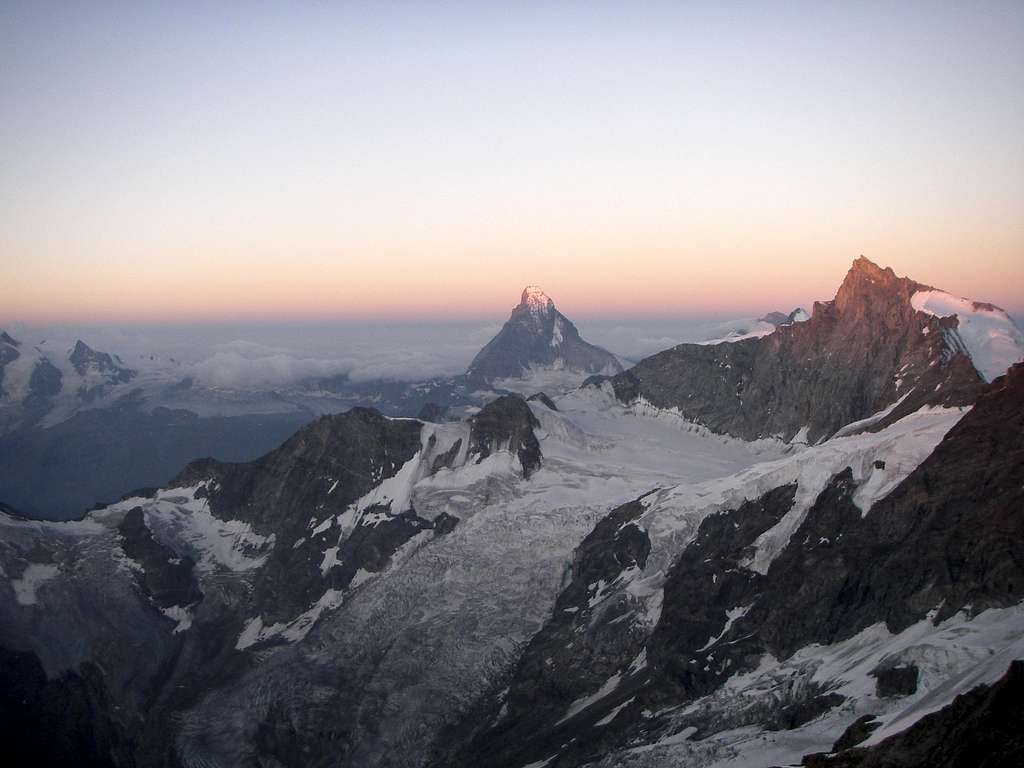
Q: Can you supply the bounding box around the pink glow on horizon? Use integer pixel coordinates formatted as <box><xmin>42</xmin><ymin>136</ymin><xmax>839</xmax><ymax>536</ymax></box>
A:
<box><xmin>2</xmin><ymin>4</ymin><xmax>1022</xmax><ymax>326</ymax></box>
<box><xmin>3</xmin><ymin>243</ymin><xmax>1022</xmax><ymax>326</ymax></box>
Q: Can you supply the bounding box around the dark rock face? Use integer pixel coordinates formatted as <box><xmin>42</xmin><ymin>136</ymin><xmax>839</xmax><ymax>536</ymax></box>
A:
<box><xmin>658</xmin><ymin>362</ymin><xmax>1024</xmax><ymax>679</ymax></box>
<box><xmin>526</xmin><ymin>391</ymin><xmax>558</xmax><ymax>411</ymax></box>
<box><xmin>0</xmin><ymin>648</ymin><xmax>134</xmax><ymax>768</ymax></box>
<box><xmin>175</xmin><ymin>407</ymin><xmax>425</xmax><ymax>624</ymax></box>
<box><xmin>831</xmin><ymin>714</ymin><xmax>881</xmax><ymax>752</ymax></box>
<box><xmin>445</xmin><ymin>364</ymin><xmax>1024</xmax><ymax>767</ymax></box>
<box><xmin>20</xmin><ymin>358</ymin><xmax>63</xmax><ymax>420</ymax></box>
<box><xmin>439</xmin><ymin>495</ymin><xmax>655</xmax><ymax>768</ymax></box>
<box><xmin>329</xmin><ymin>508</ymin><xmax>436</xmax><ymax>590</ymax></box>
<box><xmin>28</xmin><ymin>358</ymin><xmax>63</xmax><ymax>399</ymax></box>
<box><xmin>467</xmin><ymin>395</ymin><xmax>542</xmax><ymax>478</ymax></box>
<box><xmin>4</xmin><ymin>404</ymin><xmax>502</xmax><ymax>766</ymax></box>
<box><xmin>647</xmin><ymin>483</ymin><xmax>799</xmax><ymax>700</ymax></box>
<box><xmin>767</xmin><ymin>692</ymin><xmax>846</xmax><ymax>732</ymax></box>
<box><xmin>754</xmin><ymin>361</ymin><xmax>1024</xmax><ymax>642</ymax></box>
<box><xmin>610</xmin><ymin>258</ymin><xmax>984</xmax><ymax>442</ymax></box>
<box><xmin>760</xmin><ymin>310</ymin><xmax>792</xmax><ymax>326</ymax></box>
<box><xmin>803</xmin><ymin>660</ymin><xmax>1024</xmax><ymax>768</ymax></box>
<box><xmin>760</xmin><ymin>308</ymin><xmax>808</xmax><ymax>327</ymax></box>
<box><xmin>117</xmin><ymin>506</ymin><xmax>202</xmax><ymax>610</ymax></box>
<box><xmin>431</xmin><ymin>511</ymin><xmax>460</xmax><ymax>535</ymax></box>
<box><xmin>430</xmin><ymin>437</ymin><xmax>463</xmax><ymax>473</ymax></box>
<box><xmin>0</xmin><ymin>332</ymin><xmax>20</xmax><ymax>398</ymax></box>
<box><xmin>67</xmin><ymin>340</ymin><xmax>136</xmax><ymax>404</ymax></box>
<box><xmin>466</xmin><ymin>287</ymin><xmax>622</xmax><ymax>383</ymax></box>
<box><xmin>872</xmin><ymin>664</ymin><xmax>918</xmax><ymax>698</ymax></box>
<box><xmin>69</xmin><ymin>340</ymin><xmax>136</xmax><ymax>384</ymax></box>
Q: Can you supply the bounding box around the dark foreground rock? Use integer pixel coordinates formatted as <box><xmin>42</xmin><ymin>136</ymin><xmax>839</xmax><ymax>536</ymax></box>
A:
<box><xmin>803</xmin><ymin>660</ymin><xmax>1024</xmax><ymax>768</ymax></box>
<box><xmin>439</xmin><ymin>363</ymin><xmax>1024</xmax><ymax>767</ymax></box>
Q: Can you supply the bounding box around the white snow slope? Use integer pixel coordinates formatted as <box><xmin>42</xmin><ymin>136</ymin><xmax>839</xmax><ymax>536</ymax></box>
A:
<box><xmin>911</xmin><ymin>289</ymin><xmax>1024</xmax><ymax>382</ymax></box>
<box><xmin>2</xmin><ymin>381</ymin><xmax>1015</xmax><ymax>768</ymax></box>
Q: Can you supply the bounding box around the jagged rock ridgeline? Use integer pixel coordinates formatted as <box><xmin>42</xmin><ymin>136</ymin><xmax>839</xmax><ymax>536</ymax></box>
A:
<box><xmin>440</xmin><ymin>363</ymin><xmax>1024</xmax><ymax>768</ymax></box>
<box><xmin>802</xmin><ymin>660</ymin><xmax>1024</xmax><ymax>767</ymax></box>
<box><xmin>0</xmin><ymin>332</ymin><xmax>20</xmax><ymax>399</ymax></box>
<box><xmin>0</xmin><ymin>335</ymin><xmax>138</xmax><ymax>431</ymax></box>
<box><xmin>466</xmin><ymin>286</ymin><xmax>623</xmax><ymax>383</ymax></box>
<box><xmin>2</xmin><ymin>264</ymin><xmax>1023</xmax><ymax>768</ymax></box>
<box><xmin>167</xmin><ymin>394</ymin><xmax>543</xmax><ymax>625</ymax></box>
<box><xmin>467</xmin><ymin>394</ymin><xmax>542</xmax><ymax>478</ymax></box>
<box><xmin>69</xmin><ymin>339</ymin><xmax>135</xmax><ymax>384</ymax></box>
<box><xmin>0</xmin><ymin>389</ymin><xmax>549</xmax><ymax>764</ymax></box>
<box><xmin>605</xmin><ymin>257</ymin><xmax>1022</xmax><ymax>443</ymax></box>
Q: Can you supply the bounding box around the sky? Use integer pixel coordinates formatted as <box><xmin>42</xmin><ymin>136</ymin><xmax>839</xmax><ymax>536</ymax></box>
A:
<box><xmin>2</xmin><ymin>1</ymin><xmax>1022</xmax><ymax>325</ymax></box>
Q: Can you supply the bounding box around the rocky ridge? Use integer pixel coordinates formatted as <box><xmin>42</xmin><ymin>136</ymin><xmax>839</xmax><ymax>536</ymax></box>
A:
<box><xmin>440</xmin><ymin>363</ymin><xmax>1024</xmax><ymax>768</ymax></box>
<box><xmin>605</xmin><ymin>257</ymin><xmax>1009</xmax><ymax>443</ymax></box>
<box><xmin>467</xmin><ymin>286</ymin><xmax>623</xmax><ymax>383</ymax></box>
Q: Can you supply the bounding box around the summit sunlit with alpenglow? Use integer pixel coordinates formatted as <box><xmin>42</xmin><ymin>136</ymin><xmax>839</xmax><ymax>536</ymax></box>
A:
<box><xmin>2</xmin><ymin>4</ymin><xmax>1022</xmax><ymax>325</ymax></box>
<box><xmin>466</xmin><ymin>285</ymin><xmax>623</xmax><ymax>383</ymax></box>
<box><xmin>3</xmin><ymin>257</ymin><xmax>1023</xmax><ymax>767</ymax></box>
<box><xmin>2</xmin><ymin>2</ymin><xmax>1023</xmax><ymax>766</ymax></box>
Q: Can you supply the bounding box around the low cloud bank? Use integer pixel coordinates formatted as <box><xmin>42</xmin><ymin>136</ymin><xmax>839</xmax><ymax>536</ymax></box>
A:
<box><xmin>8</xmin><ymin>318</ymin><xmax>761</xmax><ymax>391</ymax></box>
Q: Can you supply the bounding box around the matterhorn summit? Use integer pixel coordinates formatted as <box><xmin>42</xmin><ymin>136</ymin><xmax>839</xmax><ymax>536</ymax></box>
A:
<box><xmin>519</xmin><ymin>285</ymin><xmax>555</xmax><ymax>315</ymax></box>
<box><xmin>466</xmin><ymin>285</ymin><xmax>623</xmax><ymax>384</ymax></box>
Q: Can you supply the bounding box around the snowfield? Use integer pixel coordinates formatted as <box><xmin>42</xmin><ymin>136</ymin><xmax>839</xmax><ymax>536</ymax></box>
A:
<box><xmin>0</xmin><ymin>371</ymin><xmax>1016</xmax><ymax>768</ymax></box>
<box><xmin>911</xmin><ymin>289</ymin><xmax>1024</xmax><ymax>382</ymax></box>
<box><xmin>593</xmin><ymin>603</ymin><xmax>1024</xmax><ymax>768</ymax></box>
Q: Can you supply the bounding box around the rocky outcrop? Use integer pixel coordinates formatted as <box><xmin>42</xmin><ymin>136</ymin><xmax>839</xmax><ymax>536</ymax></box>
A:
<box><xmin>760</xmin><ymin>308</ymin><xmax>810</xmax><ymax>327</ymax></box>
<box><xmin>467</xmin><ymin>286</ymin><xmax>622</xmax><ymax>383</ymax></box>
<box><xmin>526</xmin><ymin>391</ymin><xmax>558</xmax><ymax>411</ymax></box>
<box><xmin>21</xmin><ymin>358</ymin><xmax>63</xmax><ymax>419</ymax></box>
<box><xmin>647</xmin><ymin>483</ymin><xmax>800</xmax><ymax>700</ymax></box>
<box><xmin>467</xmin><ymin>394</ymin><xmax>542</xmax><ymax>477</ymax></box>
<box><xmin>0</xmin><ymin>332</ymin><xmax>19</xmax><ymax>398</ymax></box>
<box><xmin>436</xmin><ymin>495</ymin><xmax>655</xmax><ymax>768</ymax></box>
<box><xmin>117</xmin><ymin>507</ymin><xmax>202</xmax><ymax>610</ymax></box>
<box><xmin>645</xmin><ymin>362</ymin><xmax>1024</xmax><ymax>700</ymax></box>
<box><xmin>443</xmin><ymin>364</ymin><xmax>1024</xmax><ymax>767</ymax></box>
<box><xmin>68</xmin><ymin>340</ymin><xmax>136</xmax><ymax>404</ymax></box>
<box><xmin>609</xmin><ymin>258</ymin><xmax>985</xmax><ymax>442</ymax></box>
<box><xmin>69</xmin><ymin>340</ymin><xmax>135</xmax><ymax>384</ymax></box>
<box><xmin>0</xmin><ymin>648</ymin><xmax>134</xmax><ymax>768</ymax></box>
<box><xmin>174</xmin><ymin>407</ymin><xmax>426</xmax><ymax>623</ymax></box>
<box><xmin>803</xmin><ymin>660</ymin><xmax>1024</xmax><ymax>768</ymax></box>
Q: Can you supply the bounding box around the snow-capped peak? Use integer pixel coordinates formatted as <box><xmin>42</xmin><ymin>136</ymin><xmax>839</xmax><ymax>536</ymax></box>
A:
<box><xmin>520</xmin><ymin>286</ymin><xmax>554</xmax><ymax>314</ymax></box>
<box><xmin>910</xmin><ymin>289</ymin><xmax>1024</xmax><ymax>382</ymax></box>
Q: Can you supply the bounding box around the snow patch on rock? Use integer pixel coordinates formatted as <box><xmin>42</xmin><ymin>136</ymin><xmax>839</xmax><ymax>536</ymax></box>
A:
<box><xmin>11</xmin><ymin>562</ymin><xmax>59</xmax><ymax>605</ymax></box>
<box><xmin>911</xmin><ymin>289</ymin><xmax>1024</xmax><ymax>382</ymax></box>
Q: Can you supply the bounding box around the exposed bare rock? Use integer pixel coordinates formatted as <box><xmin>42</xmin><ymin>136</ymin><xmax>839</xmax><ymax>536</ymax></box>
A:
<box><xmin>803</xmin><ymin>660</ymin><xmax>1024</xmax><ymax>768</ymax></box>
<box><xmin>467</xmin><ymin>286</ymin><xmax>622</xmax><ymax>383</ymax></box>
<box><xmin>610</xmin><ymin>257</ymin><xmax>985</xmax><ymax>442</ymax></box>
<box><xmin>468</xmin><ymin>394</ymin><xmax>542</xmax><ymax>478</ymax></box>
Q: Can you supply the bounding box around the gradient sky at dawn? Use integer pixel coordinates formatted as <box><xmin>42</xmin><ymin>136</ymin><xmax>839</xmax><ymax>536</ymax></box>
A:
<box><xmin>2</xmin><ymin>1</ymin><xmax>1022</xmax><ymax>324</ymax></box>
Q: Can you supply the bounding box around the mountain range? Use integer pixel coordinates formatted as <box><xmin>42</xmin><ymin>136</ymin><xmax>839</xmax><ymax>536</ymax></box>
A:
<box><xmin>466</xmin><ymin>286</ymin><xmax>623</xmax><ymax>383</ymax></box>
<box><xmin>0</xmin><ymin>286</ymin><xmax>622</xmax><ymax>519</ymax></box>
<box><xmin>1</xmin><ymin>257</ymin><xmax>1023</xmax><ymax>767</ymax></box>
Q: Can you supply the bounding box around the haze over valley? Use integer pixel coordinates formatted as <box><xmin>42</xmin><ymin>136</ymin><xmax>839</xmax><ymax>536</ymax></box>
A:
<box><xmin>2</xmin><ymin>3</ymin><xmax>1023</xmax><ymax>767</ymax></box>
